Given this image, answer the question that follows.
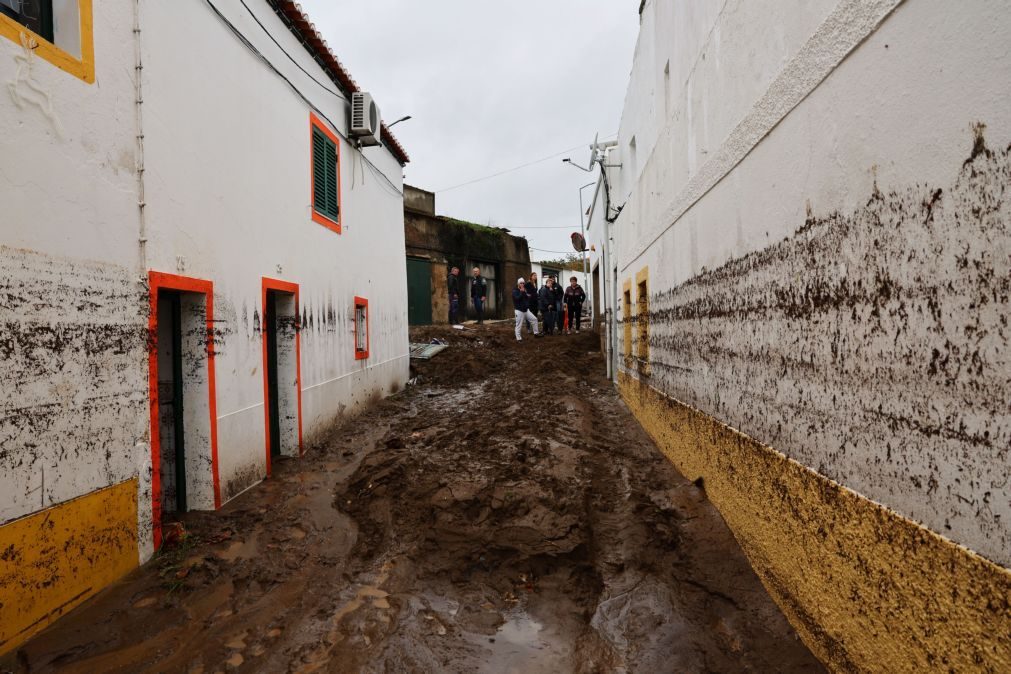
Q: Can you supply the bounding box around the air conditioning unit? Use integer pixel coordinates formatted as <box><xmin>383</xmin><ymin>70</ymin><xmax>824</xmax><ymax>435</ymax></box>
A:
<box><xmin>350</xmin><ymin>92</ymin><xmax>382</xmax><ymax>147</ymax></box>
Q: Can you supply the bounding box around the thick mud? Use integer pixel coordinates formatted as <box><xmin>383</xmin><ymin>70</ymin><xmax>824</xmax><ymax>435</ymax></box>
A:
<box><xmin>3</xmin><ymin>323</ymin><xmax>823</xmax><ymax>673</ymax></box>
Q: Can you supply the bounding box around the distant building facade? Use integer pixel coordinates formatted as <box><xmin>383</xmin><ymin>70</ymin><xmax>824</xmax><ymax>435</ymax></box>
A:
<box><xmin>404</xmin><ymin>185</ymin><xmax>532</xmax><ymax>324</ymax></box>
<box><xmin>586</xmin><ymin>0</ymin><xmax>1011</xmax><ymax>670</ymax></box>
<box><xmin>1</xmin><ymin>0</ymin><xmax>409</xmax><ymax>653</ymax></box>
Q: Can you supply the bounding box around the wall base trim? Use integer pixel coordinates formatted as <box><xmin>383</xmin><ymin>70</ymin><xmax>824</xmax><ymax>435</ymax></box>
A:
<box><xmin>618</xmin><ymin>373</ymin><xmax>1010</xmax><ymax>672</ymax></box>
<box><xmin>0</xmin><ymin>479</ymin><xmax>139</xmax><ymax>656</ymax></box>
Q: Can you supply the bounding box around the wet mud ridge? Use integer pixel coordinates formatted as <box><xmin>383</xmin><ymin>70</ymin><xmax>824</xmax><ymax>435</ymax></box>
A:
<box><xmin>3</xmin><ymin>324</ymin><xmax>823</xmax><ymax>673</ymax></box>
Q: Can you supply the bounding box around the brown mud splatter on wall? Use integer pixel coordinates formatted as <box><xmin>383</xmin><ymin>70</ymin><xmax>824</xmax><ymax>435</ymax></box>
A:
<box><xmin>626</xmin><ymin>137</ymin><xmax>1010</xmax><ymax>566</ymax></box>
<box><xmin>0</xmin><ymin>247</ymin><xmax>148</xmax><ymax>525</ymax></box>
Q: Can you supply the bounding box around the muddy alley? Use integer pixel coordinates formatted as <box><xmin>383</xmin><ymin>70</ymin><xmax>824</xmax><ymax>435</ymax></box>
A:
<box><xmin>3</xmin><ymin>324</ymin><xmax>822</xmax><ymax>674</ymax></box>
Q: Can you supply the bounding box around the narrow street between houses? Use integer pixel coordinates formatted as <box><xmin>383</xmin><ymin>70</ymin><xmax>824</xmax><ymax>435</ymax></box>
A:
<box><xmin>4</xmin><ymin>324</ymin><xmax>821</xmax><ymax>674</ymax></box>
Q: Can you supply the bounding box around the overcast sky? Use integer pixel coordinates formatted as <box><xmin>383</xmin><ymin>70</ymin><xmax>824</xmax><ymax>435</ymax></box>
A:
<box><xmin>298</xmin><ymin>0</ymin><xmax>641</xmax><ymax>262</ymax></box>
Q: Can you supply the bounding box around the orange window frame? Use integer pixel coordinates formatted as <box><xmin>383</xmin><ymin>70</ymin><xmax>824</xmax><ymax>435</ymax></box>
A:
<box><xmin>147</xmin><ymin>271</ymin><xmax>221</xmax><ymax>551</ymax></box>
<box><xmin>354</xmin><ymin>296</ymin><xmax>370</xmax><ymax>360</ymax></box>
<box><xmin>309</xmin><ymin>112</ymin><xmax>343</xmax><ymax>234</ymax></box>
<box><xmin>261</xmin><ymin>277</ymin><xmax>304</xmax><ymax>479</ymax></box>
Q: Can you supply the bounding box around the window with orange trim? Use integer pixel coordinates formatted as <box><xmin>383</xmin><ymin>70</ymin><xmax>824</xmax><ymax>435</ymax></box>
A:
<box><xmin>353</xmin><ymin>297</ymin><xmax>369</xmax><ymax>360</ymax></box>
<box><xmin>310</xmin><ymin>113</ymin><xmax>341</xmax><ymax>233</ymax></box>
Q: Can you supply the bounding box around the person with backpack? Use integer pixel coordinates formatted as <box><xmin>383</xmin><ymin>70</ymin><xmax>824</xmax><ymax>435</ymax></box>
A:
<box><xmin>512</xmin><ymin>277</ymin><xmax>541</xmax><ymax>341</ymax></box>
<box><xmin>538</xmin><ymin>276</ymin><xmax>559</xmax><ymax>335</ymax></box>
<box><xmin>564</xmin><ymin>276</ymin><xmax>587</xmax><ymax>334</ymax></box>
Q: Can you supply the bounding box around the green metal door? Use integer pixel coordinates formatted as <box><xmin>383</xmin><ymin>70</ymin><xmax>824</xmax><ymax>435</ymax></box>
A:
<box><xmin>406</xmin><ymin>257</ymin><xmax>433</xmax><ymax>325</ymax></box>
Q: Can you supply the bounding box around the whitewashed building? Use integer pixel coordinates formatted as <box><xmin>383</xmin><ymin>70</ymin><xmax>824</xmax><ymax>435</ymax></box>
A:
<box><xmin>0</xmin><ymin>0</ymin><xmax>409</xmax><ymax>652</ymax></box>
<box><xmin>585</xmin><ymin>0</ymin><xmax>1010</xmax><ymax>670</ymax></box>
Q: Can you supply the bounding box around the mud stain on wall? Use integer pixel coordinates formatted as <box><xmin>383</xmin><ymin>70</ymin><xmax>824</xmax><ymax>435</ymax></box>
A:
<box><xmin>619</xmin><ymin>375</ymin><xmax>1010</xmax><ymax>672</ymax></box>
<box><xmin>0</xmin><ymin>247</ymin><xmax>148</xmax><ymax>526</ymax></box>
<box><xmin>627</xmin><ymin>137</ymin><xmax>1010</xmax><ymax>565</ymax></box>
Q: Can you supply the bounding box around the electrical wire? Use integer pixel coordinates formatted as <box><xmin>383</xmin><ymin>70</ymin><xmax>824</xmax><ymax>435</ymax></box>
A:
<box><xmin>436</xmin><ymin>133</ymin><xmax>617</xmax><ymax>194</ymax></box>
<box><xmin>530</xmin><ymin>246</ymin><xmax>580</xmax><ymax>254</ymax></box>
<box><xmin>599</xmin><ymin>157</ymin><xmax>623</xmax><ymax>223</ymax></box>
<box><xmin>238</xmin><ymin>0</ymin><xmax>347</xmax><ymax>102</ymax></box>
<box><xmin>503</xmin><ymin>225</ymin><xmax>582</xmax><ymax>230</ymax></box>
<box><xmin>203</xmin><ymin>0</ymin><xmax>403</xmax><ymax>196</ymax></box>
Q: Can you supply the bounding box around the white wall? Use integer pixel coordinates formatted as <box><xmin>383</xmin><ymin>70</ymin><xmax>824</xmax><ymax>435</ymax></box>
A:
<box><xmin>597</xmin><ymin>0</ymin><xmax>1011</xmax><ymax>565</ymax></box>
<box><xmin>0</xmin><ymin>2</ymin><xmax>147</xmax><ymax>525</ymax></box>
<box><xmin>141</xmin><ymin>0</ymin><xmax>409</xmax><ymax>511</ymax></box>
<box><xmin>1</xmin><ymin>0</ymin><xmax>409</xmax><ymax>563</ymax></box>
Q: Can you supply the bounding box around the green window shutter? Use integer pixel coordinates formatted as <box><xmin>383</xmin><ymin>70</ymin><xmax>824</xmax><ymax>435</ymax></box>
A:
<box><xmin>312</xmin><ymin>128</ymin><xmax>328</xmax><ymax>216</ymax></box>
<box><xmin>324</xmin><ymin>136</ymin><xmax>339</xmax><ymax>220</ymax></box>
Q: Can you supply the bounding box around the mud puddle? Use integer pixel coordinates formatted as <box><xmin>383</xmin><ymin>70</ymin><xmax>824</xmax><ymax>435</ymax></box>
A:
<box><xmin>3</xmin><ymin>324</ymin><xmax>823</xmax><ymax>673</ymax></box>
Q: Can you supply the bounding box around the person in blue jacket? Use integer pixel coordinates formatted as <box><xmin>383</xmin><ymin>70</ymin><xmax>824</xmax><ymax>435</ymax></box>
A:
<box><xmin>512</xmin><ymin>277</ymin><xmax>541</xmax><ymax>341</ymax></box>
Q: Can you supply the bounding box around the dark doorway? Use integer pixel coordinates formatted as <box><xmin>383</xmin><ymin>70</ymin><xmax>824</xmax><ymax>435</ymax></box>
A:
<box><xmin>157</xmin><ymin>290</ymin><xmax>187</xmax><ymax>512</ymax></box>
<box><xmin>261</xmin><ymin>280</ymin><xmax>300</xmax><ymax>477</ymax></box>
<box><xmin>265</xmin><ymin>290</ymin><xmax>281</xmax><ymax>459</ymax></box>
<box><xmin>406</xmin><ymin>257</ymin><xmax>433</xmax><ymax>325</ymax></box>
<box><xmin>592</xmin><ymin>264</ymin><xmax>601</xmax><ymax>329</ymax></box>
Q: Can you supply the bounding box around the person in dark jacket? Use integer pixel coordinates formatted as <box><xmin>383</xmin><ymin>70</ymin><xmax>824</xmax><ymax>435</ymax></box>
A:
<box><xmin>551</xmin><ymin>275</ymin><xmax>565</xmax><ymax>330</ymax></box>
<box><xmin>447</xmin><ymin>267</ymin><xmax>461</xmax><ymax>325</ymax></box>
<box><xmin>564</xmin><ymin>276</ymin><xmax>587</xmax><ymax>334</ymax></box>
<box><xmin>512</xmin><ymin>277</ymin><xmax>540</xmax><ymax>340</ymax></box>
<box><xmin>470</xmin><ymin>266</ymin><xmax>487</xmax><ymax>324</ymax></box>
<box><xmin>523</xmin><ymin>272</ymin><xmax>539</xmax><ymax>334</ymax></box>
<box><xmin>538</xmin><ymin>277</ymin><xmax>559</xmax><ymax>334</ymax></box>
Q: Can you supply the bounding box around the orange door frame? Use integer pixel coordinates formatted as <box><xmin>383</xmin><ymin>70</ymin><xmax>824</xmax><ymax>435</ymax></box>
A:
<box><xmin>353</xmin><ymin>296</ymin><xmax>370</xmax><ymax>360</ymax></box>
<box><xmin>147</xmin><ymin>271</ymin><xmax>221</xmax><ymax>550</ymax></box>
<box><xmin>261</xmin><ymin>277</ymin><xmax>304</xmax><ymax>478</ymax></box>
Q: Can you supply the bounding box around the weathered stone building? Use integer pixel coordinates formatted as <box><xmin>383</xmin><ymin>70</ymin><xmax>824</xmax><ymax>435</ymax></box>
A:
<box><xmin>404</xmin><ymin>185</ymin><xmax>532</xmax><ymax>324</ymax></box>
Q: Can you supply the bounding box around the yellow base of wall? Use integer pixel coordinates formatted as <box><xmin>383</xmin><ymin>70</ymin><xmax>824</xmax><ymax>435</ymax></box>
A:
<box><xmin>0</xmin><ymin>479</ymin><xmax>139</xmax><ymax>655</ymax></box>
<box><xmin>618</xmin><ymin>374</ymin><xmax>1011</xmax><ymax>672</ymax></box>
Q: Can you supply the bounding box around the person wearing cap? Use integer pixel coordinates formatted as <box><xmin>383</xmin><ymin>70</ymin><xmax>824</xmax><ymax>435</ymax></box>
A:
<box><xmin>512</xmin><ymin>277</ymin><xmax>541</xmax><ymax>341</ymax></box>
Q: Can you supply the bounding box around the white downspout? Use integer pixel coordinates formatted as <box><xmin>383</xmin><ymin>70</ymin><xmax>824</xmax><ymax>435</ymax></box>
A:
<box><xmin>133</xmin><ymin>0</ymin><xmax>147</xmax><ymax>273</ymax></box>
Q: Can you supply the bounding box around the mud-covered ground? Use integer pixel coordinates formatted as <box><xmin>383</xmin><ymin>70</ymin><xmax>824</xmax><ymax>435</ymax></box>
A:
<box><xmin>3</xmin><ymin>323</ymin><xmax>823</xmax><ymax>673</ymax></box>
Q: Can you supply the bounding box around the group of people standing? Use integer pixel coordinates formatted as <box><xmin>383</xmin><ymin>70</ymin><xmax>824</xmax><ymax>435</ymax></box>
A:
<box><xmin>446</xmin><ymin>265</ymin><xmax>587</xmax><ymax>342</ymax></box>
<box><xmin>447</xmin><ymin>266</ymin><xmax>488</xmax><ymax>325</ymax></box>
<box><xmin>512</xmin><ymin>271</ymin><xmax>585</xmax><ymax>341</ymax></box>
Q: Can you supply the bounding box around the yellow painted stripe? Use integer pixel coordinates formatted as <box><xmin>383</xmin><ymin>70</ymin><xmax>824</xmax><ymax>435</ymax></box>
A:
<box><xmin>619</xmin><ymin>374</ymin><xmax>1011</xmax><ymax>672</ymax></box>
<box><xmin>0</xmin><ymin>479</ymin><xmax>138</xmax><ymax>655</ymax></box>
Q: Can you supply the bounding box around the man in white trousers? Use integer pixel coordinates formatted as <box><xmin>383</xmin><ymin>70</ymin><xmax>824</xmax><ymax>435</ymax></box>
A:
<box><xmin>512</xmin><ymin>277</ymin><xmax>541</xmax><ymax>341</ymax></box>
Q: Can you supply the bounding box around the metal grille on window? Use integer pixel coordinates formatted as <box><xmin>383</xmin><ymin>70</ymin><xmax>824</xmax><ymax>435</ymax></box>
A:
<box><xmin>355</xmin><ymin>304</ymin><xmax>367</xmax><ymax>353</ymax></box>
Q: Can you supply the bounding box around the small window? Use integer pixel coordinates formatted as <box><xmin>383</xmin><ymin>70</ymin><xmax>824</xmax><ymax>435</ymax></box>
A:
<box><xmin>353</xmin><ymin>297</ymin><xmax>369</xmax><ymax>360</ymax></box>
<box><xmin>0</xmin><ymin>0</ymin><xmax>93</xmax><ymax>82</ymax></box>
<box><xmin>310</xmin><ymin>113</ymin><xmax>341</xmax><ymax>232</ymax></box>
<box><xmin>1</xmin><ymin>0</ymin><xmax>52</xmax><ymax>42</ymax></box>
